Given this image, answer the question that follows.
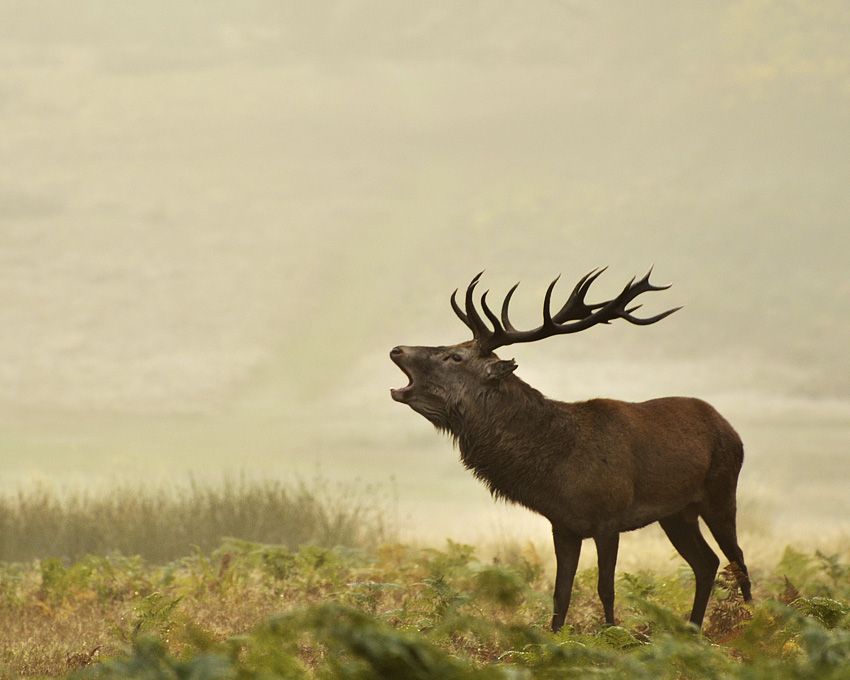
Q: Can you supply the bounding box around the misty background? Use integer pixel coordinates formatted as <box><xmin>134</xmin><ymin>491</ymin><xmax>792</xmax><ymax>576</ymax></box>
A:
<box><xmin>1</xmin><ymin>2</ymin><xmax>848</xmax><ymax>542</ymax></box>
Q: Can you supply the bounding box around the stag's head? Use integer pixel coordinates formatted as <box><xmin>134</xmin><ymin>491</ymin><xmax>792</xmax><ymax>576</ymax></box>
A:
<box><xmin>390</xmin><ymin>268</ymin><xmax>679</xmax><ymax>430</ymax></box>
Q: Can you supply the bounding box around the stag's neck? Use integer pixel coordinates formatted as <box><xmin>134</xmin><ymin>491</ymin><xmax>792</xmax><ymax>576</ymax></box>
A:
<box><xmin>448</xmin><ymin>376</ymin><xmax>575</xmax><ymax>507</ymax></box>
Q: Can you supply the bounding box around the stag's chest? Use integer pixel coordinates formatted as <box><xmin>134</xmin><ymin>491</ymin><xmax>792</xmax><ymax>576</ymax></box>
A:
<box><xmin>457</xmin><ymin>434</ymin><xmax>564</xmax><ymax>512</ymax></box>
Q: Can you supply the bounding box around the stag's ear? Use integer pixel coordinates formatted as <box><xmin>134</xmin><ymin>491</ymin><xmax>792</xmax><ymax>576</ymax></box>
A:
<box><xmin>486</xmin><ymin>358</ymin><xmax>517</xmax><ymax>381</ymax></box>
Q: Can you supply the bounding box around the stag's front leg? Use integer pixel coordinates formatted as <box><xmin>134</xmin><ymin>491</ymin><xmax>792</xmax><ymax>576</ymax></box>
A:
<box><xmin>593</xmin><ymin>528</ymin><xmax>620</xmax><ymax>625</ymax></box>
<box><xmin>551</xmin><ymin>526</ymin><xmax>582</xmax><ymax>633</ymax></box>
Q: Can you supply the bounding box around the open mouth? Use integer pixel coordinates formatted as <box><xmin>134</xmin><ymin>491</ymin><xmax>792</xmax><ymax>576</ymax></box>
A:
<box><xmin>390</xmin><ymin>348</ymin><xmax>414</xmax><ymax>402</ymax></box>
<box><xmin>390</xmin><ymin>379</ymin><xmax>413</xmax><ymax>402</ymax></box>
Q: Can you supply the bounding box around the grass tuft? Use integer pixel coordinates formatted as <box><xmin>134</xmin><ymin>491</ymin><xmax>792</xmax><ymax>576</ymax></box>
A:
<box><xmin>0</xmin><ymin>476</ymin><xmax>390</xmax><ymax>563</ymax></box>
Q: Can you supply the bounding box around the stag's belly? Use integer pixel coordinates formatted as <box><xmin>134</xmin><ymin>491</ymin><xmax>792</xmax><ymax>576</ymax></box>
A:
<box><xmin>617</xmin><ymin>497</ymin><xmax>702</xmax><ymax>533</ymax></box>
<box><xmin>546</xmin><ymin>490</ymin><xmax>705</xmax><ymax>538</ymax></box>
<box><xmin>619</xmin><ymin>458</ymin><xmax>710</xmax><ymax>530</ymax></box>
<box><xmin>612</xmin><ymin>454</ymin><xmax>710</xmax><ymax>532</ymax></box>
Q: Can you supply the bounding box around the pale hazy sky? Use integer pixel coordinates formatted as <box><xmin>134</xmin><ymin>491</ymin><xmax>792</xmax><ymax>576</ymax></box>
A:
<box><xmin>1</xmin><ymin>2</ymin><xmax>848</xmax><ymax>534</ymax></box>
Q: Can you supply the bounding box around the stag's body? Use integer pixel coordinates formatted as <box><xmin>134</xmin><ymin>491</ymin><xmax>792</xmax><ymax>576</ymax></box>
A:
<box><xmin>455</xmin><ymin>379</ymin><xmax>740</xmax><ymax>536</ymax></box>
<box><xmin>391</xmin><ymin>270</ymin><xmax>751</xmax><ymax>631</ymax></box>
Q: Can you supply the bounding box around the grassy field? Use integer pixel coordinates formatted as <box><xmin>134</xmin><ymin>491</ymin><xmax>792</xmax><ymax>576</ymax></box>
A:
<box><xmin>1</xmin><ymin>480</ymin><xmax>849</xmax><ymax>679</ymax></box>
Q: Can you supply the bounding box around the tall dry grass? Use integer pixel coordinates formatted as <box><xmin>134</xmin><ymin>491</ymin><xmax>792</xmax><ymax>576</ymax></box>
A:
<box><xmin>0</xmin><ymin>476</ymin><xmax>392</xmax><ymax>563</ymax></box>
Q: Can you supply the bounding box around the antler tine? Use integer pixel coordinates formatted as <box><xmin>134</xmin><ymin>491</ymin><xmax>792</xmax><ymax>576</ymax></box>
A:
<box><xmin>551</xmin><ymin>267</ymin><xmax>608</xmax><ymax>323</ymax></box>
<box><xmin>622</xmin><ymin>305</ymin><xmax>682</xmax><ymax>325</ymax></box>
<box><xmin>479</xmin><ymin>290</ymin><xmax>504</xmax><ymax>334</ymax></box>
<box><xmin>451</xmin><ymin>272</ymin><xmax>484</xmax><ymax>332</ymax></box>
<box><xmin>463</xmin><ymin>272</ymin><xmax>493</xmax><ymax>340</ymax></box>
<box><xmin>593</xmin><ymin>268</ymin><xmax>680</xmax><ymax>326</ymax></box>
<box><xmin>451</xmin><ymin>271</ymin><xmax>503</xmax><ymax>345</ymax></box>
<box><xmin>488</xmin><ymin>276</ymin><xmax>562</xmax><ymax>351</ymax></box>
<box><xmin>451</xmin><ymin>288</ymin><xmax>470</xmax><ymax>328</ymax></box>
<box><xmin>500</xmin><ymin>283</ymin><xmax>521</xmax><ymax>332</ymax></box>
<box><xmin>619</xmin><ymin>268</ymin><xmax>682</xmax><ymax>324</ymax></box>
<box><xmin>541</xmin><ymin>276</ymin><xmax>561</xmax><ymax>327</ymax></box>
<box><xmin>636</xmin><ymin>266</ymin><xmax>669</xmax><ymax>292</ymax></box>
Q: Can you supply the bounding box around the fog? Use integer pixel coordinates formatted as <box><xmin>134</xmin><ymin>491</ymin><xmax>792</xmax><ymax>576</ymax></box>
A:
<box><xmin>1</xmin><ymin>2</ymin><xmax>848</xmax><ymax>540</ymax></box>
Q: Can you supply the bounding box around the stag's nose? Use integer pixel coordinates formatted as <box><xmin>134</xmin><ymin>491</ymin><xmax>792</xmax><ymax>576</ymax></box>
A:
<box><xmin>390</xmin><ymin>346</ymin><xmax>405</xmax><ymax>359</ymax></box>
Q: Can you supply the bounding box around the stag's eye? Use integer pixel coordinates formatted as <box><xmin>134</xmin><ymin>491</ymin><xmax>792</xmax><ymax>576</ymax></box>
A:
<box><xmin>444</xmin><ymin>353</ymin><xmax>463</xmax><ymax>363</ymax></box>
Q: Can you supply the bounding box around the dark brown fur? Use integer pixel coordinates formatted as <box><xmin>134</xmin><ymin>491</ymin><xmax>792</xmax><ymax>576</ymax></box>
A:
<box><xmin>390</xmin><ymin>338</ymin><xmax>751</xmax><ymax>631</ymax></box>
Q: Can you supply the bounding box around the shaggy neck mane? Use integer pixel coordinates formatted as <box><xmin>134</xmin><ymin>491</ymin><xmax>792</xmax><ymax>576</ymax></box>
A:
<box><xmin>445</xmin><ymin>375</ymin><xmax>574</xmax><ymax>507</ymax></box>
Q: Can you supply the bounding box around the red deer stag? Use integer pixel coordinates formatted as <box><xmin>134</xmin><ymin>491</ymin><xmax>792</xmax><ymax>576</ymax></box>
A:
<box><xmin>390</xmin><ymin>269</ymin><xmax>751</xmax><ymax>631</ymax></box>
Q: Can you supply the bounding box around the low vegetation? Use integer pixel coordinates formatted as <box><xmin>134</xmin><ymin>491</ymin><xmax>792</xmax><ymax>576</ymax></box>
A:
<box><xmin>0</xmin><ymin>481</ymin><xmax>848</xmax><ymax>679</ymax></box>
<box><xmin>1</xmin><ymin>539</ymin><xmax>849</xmax><ymax>679</ymax></box>
<box><xmin>0</xmin><ymin>476</ymin><xmax>390</xmax><ymax>563</ymax></box>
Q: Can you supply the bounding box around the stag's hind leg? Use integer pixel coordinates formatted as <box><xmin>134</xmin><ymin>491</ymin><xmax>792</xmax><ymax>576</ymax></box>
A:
<box><xmin>699</xmin><ymin>501</ymin><xmax>752</xmax><ymax>601</ymax></box>
<box><xmin>659</xmin><ymin>509</ymin><xmax>719</xmax><ymax>628</ymax></box>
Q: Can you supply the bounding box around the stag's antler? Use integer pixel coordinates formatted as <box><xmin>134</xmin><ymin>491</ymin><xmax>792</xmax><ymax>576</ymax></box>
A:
<box><xmin>451</xmin><ymin>268</ymin><xmax>681</xmax><ymax>353</ymax></box>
